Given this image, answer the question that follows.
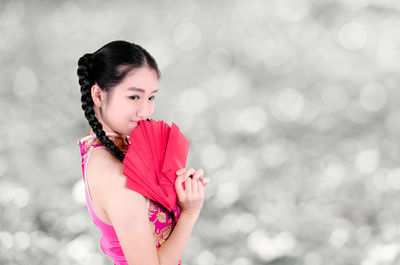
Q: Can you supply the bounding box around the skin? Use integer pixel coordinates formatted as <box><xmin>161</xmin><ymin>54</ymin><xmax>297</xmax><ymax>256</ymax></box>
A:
<box><xmin>85</xmin><ymin>65</ymin><xmax>210</xmax><ymax>265</ymax></box>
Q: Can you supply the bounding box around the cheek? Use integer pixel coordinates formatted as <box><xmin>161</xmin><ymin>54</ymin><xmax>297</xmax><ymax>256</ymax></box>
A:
<box><xmin>106</xmin><ymin>101</ymin><xmax>128</xmax><ymax>118</ymax></box>
<box><xmin>118</xmin><ymin>100</ymin><xmax>135</xmax><ymax>117</ymax></box>
<box><xmin>115</xmin><ymin>99</ymin><xmax>130</xmax><ymax>110</ymax></box>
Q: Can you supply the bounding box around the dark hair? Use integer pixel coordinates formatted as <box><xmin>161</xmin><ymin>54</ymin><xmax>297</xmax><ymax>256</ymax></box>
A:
<box><xmin>77</xmin><ymin>40</ymin><xmax>161</xmax><ymax>162</ymax></box>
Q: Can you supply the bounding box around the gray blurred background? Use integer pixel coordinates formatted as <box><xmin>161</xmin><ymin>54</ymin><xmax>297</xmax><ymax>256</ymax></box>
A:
<box><xmin>1</xmin><ymin>0</ymin><xmax>400</xmax><ymax>264</ymax></box>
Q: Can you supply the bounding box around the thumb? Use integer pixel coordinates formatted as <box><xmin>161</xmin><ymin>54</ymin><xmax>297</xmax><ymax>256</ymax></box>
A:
<box><xmin>175</xmin><ymin>175</ymin><xmax>186</xmax><ymax>198</ymax></box>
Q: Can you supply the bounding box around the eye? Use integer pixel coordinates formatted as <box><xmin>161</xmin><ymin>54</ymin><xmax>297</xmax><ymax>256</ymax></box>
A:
<box><xmin>149</xmin><ymin>95</ymin><xmax>156</xmax><ymax>101</ymax></box>
<box><xmin>129</xmin><ymin>95</ymin><xmax>139</xmax><ymax>100</ymax></box>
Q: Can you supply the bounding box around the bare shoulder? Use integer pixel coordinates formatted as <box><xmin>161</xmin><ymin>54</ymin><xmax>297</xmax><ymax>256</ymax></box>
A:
<box><xmin>86</xmin><ymin>148</ymin><xmax>147</xmax><ymax>221</ymax></box>
<box><xmin>87</xmin><ymin>147</ymin><xmax>125</xmax><ymax>188</ymax></box>
<box><xmin>89</xmin><ymin>150</ymin><xmax>159</xmax><ymax>264</ymax></box>
<box><xmin>91</xmin><ymin>148</ymin><xmax>146</xmax><ymax>204</ymax></box>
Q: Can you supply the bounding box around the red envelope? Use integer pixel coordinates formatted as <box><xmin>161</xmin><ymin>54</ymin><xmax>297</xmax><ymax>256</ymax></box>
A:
<box><xmin>122</xmin><ymin>118</ymin><xmax>190</xmax><ymax>212</ymax></box>
<box><xmin>161</xmin><ymin>122</ymin><xmax>190</xmax><ymax>184</ymax></box>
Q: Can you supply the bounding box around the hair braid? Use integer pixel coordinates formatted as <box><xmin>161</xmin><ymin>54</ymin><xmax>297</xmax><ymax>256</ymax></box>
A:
<box><xmin>77</xmin><ymin>53</ymin><xmax>126</xmax><ymax>162</ymax></box>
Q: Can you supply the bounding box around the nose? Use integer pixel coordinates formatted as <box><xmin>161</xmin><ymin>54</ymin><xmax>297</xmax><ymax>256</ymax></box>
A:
<box><xmin>136</xmin><ymin>102</ymin><xmax>152</xmax><ymax>120</ymax></box>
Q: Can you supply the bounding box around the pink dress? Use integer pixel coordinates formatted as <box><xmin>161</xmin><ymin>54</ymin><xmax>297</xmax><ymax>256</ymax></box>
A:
<box><xmin>77</xmin><ymin>132</ymin><xmax>181</xmax><ymax>265</ymax></box>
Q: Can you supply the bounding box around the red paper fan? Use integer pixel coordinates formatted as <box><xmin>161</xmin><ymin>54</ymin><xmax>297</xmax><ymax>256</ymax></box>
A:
<box><xmin>122</xmin><ymin>118</ymin><xmax>190</xmax><ymax>212</ymax></box>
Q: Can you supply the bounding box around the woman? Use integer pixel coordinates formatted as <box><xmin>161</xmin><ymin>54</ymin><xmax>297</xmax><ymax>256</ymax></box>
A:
<box><xmin>76</xmin><ymin>40</ymin><xmax>210</xmax><ymax>265</ymax></box>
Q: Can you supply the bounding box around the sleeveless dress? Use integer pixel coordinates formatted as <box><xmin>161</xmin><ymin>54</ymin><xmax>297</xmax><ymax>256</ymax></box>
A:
<box><xmin>77</xmin><ymin>132</ymin><xmax>181</xmax><ymax>265</ymax></box>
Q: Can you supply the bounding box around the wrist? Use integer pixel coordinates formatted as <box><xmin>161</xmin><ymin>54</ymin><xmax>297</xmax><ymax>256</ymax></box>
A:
<box><xmin>180</xmin><ymin>210</ymin><xmax>200</xmax><ymax>219</ymax></box>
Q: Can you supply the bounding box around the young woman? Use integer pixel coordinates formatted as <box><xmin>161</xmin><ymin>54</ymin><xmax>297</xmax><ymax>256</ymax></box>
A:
<box><xmin>77</xmin><ymin>40</ymin><xmax>210</xmax><ymax>265</ymax></box>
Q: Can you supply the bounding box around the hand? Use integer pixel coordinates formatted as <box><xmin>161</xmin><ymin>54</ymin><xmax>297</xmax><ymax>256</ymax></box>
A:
<box><xmin>174</xmin><ymin>167</ymin><xmax>209</xmax><ymax>216</ymax></box>
<box><xmin>176</xmin><ymin>167</ymin><xmax>210</xmax><ymax>187</ymax></box>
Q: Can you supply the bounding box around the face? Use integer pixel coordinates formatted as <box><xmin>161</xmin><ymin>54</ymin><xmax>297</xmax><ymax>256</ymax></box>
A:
<box><xmin>92</xmin><ymin>66</ymin><xmax>159</xmax><ymax>138</ymax></box>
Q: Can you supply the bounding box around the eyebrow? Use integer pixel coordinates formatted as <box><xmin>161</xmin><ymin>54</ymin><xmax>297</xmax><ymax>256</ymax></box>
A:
<box><xmin>127</xmin><ymin>87</ymin><xmax>158</xmax><ymax>93</ymax></box>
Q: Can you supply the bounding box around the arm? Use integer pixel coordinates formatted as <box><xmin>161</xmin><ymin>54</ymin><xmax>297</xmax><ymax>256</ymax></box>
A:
<box><xmin>157</xmin><ymin>211</ymin><xmax>198</xmax><ymax>265</ymax></box>
<box><xmin>98</xmin><ymin>145</ymin><xmax>207</xmax><ymax>265</ymax></box>
<box><xmin>157</xmin><ymin>167</ymin><xmax>207</xmax><ymax>265</ymax></box>
<box><xmin>104</xmin><ymin>173</ymin><xmax>161</xmax><ymax>265</ymax></box>
<box><xmin>104</xmin><ymin>167</ymin><xmax>206</xmax><ymax>265</ymax></box>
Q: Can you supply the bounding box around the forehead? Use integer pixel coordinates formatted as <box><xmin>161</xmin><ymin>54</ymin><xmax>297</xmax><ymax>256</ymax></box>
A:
<box><xmin>116</xmin><ymin>66</ymin><xmax>159</xmax><ymax>93</ymax></box>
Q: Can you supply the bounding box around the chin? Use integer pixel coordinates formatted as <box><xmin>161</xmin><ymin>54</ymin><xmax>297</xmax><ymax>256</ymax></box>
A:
<box><xmin>126</xmin><ymin>125</ymin><xmax>138</xmax><ymax>134</ymax></box>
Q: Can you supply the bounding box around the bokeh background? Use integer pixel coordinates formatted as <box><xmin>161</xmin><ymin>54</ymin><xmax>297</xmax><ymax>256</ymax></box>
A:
<box><xmin>1</xmin><ymin>0</ymin><xmax>400</xmax><ymax>264</ymax></box>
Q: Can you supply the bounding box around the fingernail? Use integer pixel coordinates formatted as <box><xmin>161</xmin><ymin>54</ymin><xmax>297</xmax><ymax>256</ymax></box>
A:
<box><xmin>176</xmin><ymin>168</ymin><xmax>185</xmax><ymax>174</ymax></box>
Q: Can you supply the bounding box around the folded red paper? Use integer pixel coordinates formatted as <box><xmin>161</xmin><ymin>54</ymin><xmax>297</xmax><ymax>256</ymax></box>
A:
<box><xmin>122</xmin><ymin>118</ymin><xmax>190</xmax><ymax>212</ymax></box>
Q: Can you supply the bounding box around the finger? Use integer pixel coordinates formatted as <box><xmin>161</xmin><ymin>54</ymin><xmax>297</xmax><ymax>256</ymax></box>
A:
<box><xmin>176</xmin><ymin>168</ymin><xmax>186</xmax><ymax>175</ymax></box>
<box><xmin>185</xmin><ymin>177</ymin><xmax>192</xmax><ymax>194</ymax></box>
<box><xmin>198</xmin><ymin>179</ymin><xmax>204</xmax><ymax>195</ymax></box>
<box><xmin>182</xmin><ymin>168</ymin><xmax>196</xmax><ymax>181</ymax></box>
<box><xmin>197</xmin><ymin>178</ymin><xmax>202</xmax><ymax>193</ymax></box>
<box><xmin>175</xmin><ymin>175</ymin><xmax>186</xmax><ymax>199</ymax></box>
<box><xmin>192</xmin><ymin>177</ymin><xmax>198</xmax><ymax>194</ymax></box>
<box><xmin>192</xmin><ymin>168</ymin><xmax>204</xmax><ymax>180</ymax></box>
<box><xmin>201</xmin><ymin>177</ymin><xmax>210</xmax><ymax>185</ymax></box>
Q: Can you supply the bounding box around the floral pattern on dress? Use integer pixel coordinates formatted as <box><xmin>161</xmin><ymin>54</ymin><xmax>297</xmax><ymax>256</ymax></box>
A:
<box><xmin>147</xmin><ymin>200</ymin><xmax>181</xmax><ymax>248</ymax></box>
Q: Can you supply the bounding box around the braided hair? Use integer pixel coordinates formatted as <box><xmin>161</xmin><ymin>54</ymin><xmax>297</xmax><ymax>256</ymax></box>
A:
<box><xmin>77</xmin><ymin>40</ymin><xmax>161</xmax><ymax>162</ymax></box>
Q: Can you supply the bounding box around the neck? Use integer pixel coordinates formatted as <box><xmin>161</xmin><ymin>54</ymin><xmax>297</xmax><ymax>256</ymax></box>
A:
<box><xmin>89</xmin><ymin>129</ymin><xmax>128</xmax><ymax>141</ymax></box>
<box><xmin>90</xmin><ymin>109</ymin><xmax>129</xmax><ymax>140</ymax></box>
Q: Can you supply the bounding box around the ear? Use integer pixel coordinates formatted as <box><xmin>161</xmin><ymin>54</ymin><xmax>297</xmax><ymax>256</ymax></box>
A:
<box><xmin>91</xmin><ymin>84</ymin><xmax>104</xmax><ymax>107</ymax></box>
